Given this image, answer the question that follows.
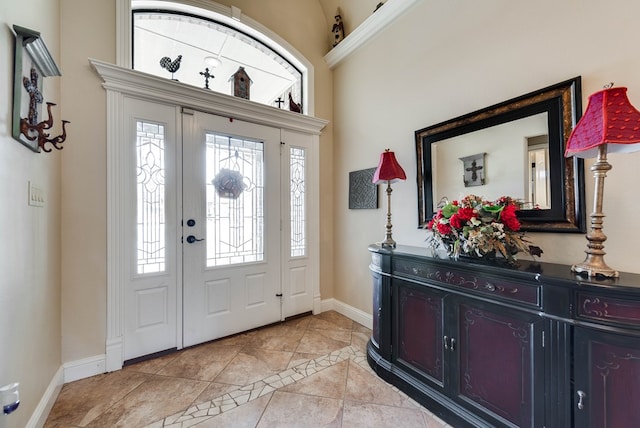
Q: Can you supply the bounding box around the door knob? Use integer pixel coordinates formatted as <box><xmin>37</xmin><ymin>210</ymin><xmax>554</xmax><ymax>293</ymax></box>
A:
<box><xmin>186</xmin><ymin>235</ymin><xmax>204</xmax><ymax>244</ymax></box>
<box><xmin>186</xmin><ymin>219</ymin><xmax>196</xmax><ymax>227</ymax></box>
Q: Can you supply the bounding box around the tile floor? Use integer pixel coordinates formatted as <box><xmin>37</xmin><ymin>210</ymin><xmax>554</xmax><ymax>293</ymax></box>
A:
<box><xmin>44</xmin><ymin>311</ymin><xmax>451</xmax><ymax>427</ymax></box>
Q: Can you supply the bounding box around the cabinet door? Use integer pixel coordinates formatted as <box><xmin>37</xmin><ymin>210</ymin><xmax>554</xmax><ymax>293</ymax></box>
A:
<box><xmin>393</xmin><ymin>279</ymin><xmax>446</xmax><ymax>389</ymax></box>
<box><xmin>574</xmin><ymin>327</ymin><xmax>640</xmax><ymax>428</ymax></box>
<box><xmin>372</xmin><ymin>271</ymin><xmax>382</xmax><ymax>350</ymax></box>
<box><xmin>450</xmin><ymin>298</ymin><xmax>545</xmax><ymax>428</ymax></box>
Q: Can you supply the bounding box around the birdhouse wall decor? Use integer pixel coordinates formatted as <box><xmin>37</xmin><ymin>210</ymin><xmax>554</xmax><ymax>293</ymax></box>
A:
<box><xmin>332</xmin><ymin>9</ymin><xmax>345</xmax><ymax>47</ymax></box>
<box><xmin>230</xmin><ymin>66</ymin><xmax>252</xmax><ymax>100</ymax></box>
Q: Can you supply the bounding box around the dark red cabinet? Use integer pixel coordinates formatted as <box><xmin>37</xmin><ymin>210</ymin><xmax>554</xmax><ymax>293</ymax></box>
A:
<box><xmin>368</xmin><ymin>244</ymin><xmax>640</xmax><ymax>428</ymax></box>
<box><xmin>574</xmin><ymin>327</ymin><xmax>640</xmax><ymax>427</ymax></box>
<box><xmin>393</xmin><ymin>279</ymin><xmax>544</xmax><ymax>427</ymax></box>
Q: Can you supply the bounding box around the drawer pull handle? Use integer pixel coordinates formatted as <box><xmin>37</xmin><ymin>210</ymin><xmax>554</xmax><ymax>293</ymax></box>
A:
<box><xmin>444</xmin><ymin>336</ymin><xmax>449</xmax><ymax>350</ymax></box>
<box><xmin>485</xmin><ymin>283</ymin><xmax>496</xmax><ymax>292</ymax></box>
<box><xmin>450</xmin><ymin>337</ymin><xmax>456</xmax><ymax>351</ymax></box>
<box><xmin>577</xmin><ymin>390</ymin><xmax>586</xmax><ymax>410</ymax></box>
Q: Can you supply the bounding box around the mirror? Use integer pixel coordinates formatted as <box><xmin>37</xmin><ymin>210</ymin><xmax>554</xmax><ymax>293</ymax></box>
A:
<box><xmin>416</xmin><ymin>77</ymin><xmax>586</xmax><ymax>232</ymax></box>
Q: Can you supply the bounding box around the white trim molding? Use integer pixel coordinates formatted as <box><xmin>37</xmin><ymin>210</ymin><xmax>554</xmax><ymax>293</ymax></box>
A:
<box><xmin>324</xmin><ymin>0</ymin><xmax>423</xmax><ymax>69</ymax></box>
<box><xmin>63</xmin><ymin>355</ymin><xmax>107</xmax><ymax>383</ymax></box>
<box><xmin>90</xmin><ymin>60</ymin><xmax>326</xmax><ymax>135</ymax></box>
<box><xmin>321</xmin><ymin>298</ymin><xmax>373</xmax><ymax>330</ymax></box>
<box><xmin>25</xmin><ymin>367</ymin><xmax>63</xmax><ymax>428</ymax></box>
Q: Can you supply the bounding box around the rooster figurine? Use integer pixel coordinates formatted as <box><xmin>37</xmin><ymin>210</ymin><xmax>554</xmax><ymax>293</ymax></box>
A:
<box><xmin>159</xmin><ymin>55</ymin><xmax>182</xmax><ymax>80</ymax></box>
<box><xmin>288</xmin><ymin>92</ymin><xmax>302</xmax><ymax>114</ymax></box>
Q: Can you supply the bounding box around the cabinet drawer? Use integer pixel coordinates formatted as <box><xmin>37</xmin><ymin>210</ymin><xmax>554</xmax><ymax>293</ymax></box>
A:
<box><xmin>577</xmin><ymin>292</ymin><xmax>640</xmax><ymax>327</ymax></box>
<box><xmin>393</xmin><ymin>259</ymin><xmax>540</xmax><ymax>307</ymax></box>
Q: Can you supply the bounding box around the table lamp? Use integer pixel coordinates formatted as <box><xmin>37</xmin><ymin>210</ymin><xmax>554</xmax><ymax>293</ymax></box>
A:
<box><xmin>565</xmin><ymin>85</ymin><xmax>640</xmax><ymax>277</ymax></box>
<box><xmin>373</xmin><ymin>149</ymin><xmax>406</xmax><ymax>248</ymax></box>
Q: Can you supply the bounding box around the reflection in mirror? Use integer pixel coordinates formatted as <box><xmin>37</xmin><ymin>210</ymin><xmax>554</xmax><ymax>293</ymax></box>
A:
<box><xmin>416</xmin><ymin>77</ymin><xmax>586</xmax><ymax>233</ymax></box>
<box><xmin>527</xmin><ymin>132</ymin><xmax>550</xmax><ymax>209</ymax></box>
<box><xmin>432</xmin><ymin>112</ymin><xmax>549</xmax><ymax>212</ymax></box>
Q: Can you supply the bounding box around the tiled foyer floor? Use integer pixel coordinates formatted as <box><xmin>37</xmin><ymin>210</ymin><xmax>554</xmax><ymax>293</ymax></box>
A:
<box><xmin>44</xmin><ymin>311</ymin><xmax>451</xmax><ymax>427</ymax></box>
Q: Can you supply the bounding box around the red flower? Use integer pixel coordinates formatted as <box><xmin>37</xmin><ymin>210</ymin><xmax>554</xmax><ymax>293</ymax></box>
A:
<box><xmin>457</xmin><ymin>207</ymin><xmax>475</xmax><ymax>222</ymax></box>
<box><xmin>436</xmin><ymin>222</ymin><xmax>452</xmax><ymax>235</ymax></box>
<box><xmin>500</xmin><ymin>204</ymin><xmax>521</xmax><ymax>231</ymax></box>
<box><xmin>427</xmin><ymin>219</ymin><xmax>435</xmax><ymax>230</ymax></box>
<box><xmin>450</xmin><ymin>214</ymin><xmax>463</xmax><ymax>229</ymax></box>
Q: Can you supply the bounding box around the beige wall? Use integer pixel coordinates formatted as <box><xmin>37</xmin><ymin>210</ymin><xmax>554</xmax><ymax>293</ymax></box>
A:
<box><xmin>332</xmin><ymin>0</ymin><xmax>640</xmax><ymax>313</ymax></box>
<box><xmin>0</xmin><ymin>1</ymin><xmax>62</xmax><ymax>427</ymax></box>
<box><xmin>8</xmin><ymin>0</ymin><xmax>640</xmax><ymax>424</ymax></box>
<box><xmin>59</xmin><ymin>0</ymin><xmax>336</xmax><ymax>364</ymax></box>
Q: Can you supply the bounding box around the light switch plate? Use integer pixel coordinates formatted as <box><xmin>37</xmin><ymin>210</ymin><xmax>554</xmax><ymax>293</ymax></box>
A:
<box><xmin>28</xmin><ymin>181</ymin><xmax>45</xmax><ymax>207</ymax></box>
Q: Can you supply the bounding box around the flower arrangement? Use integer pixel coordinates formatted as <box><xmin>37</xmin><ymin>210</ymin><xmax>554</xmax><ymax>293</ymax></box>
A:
<box><xmin>425</xmin><ymin>195</ymin><xmax>542</xmax><ymax>263</ymax></box>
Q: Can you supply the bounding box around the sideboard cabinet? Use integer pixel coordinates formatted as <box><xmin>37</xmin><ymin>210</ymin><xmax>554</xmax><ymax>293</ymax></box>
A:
<box><xmin>368</xmin><ymin>245</ymin><xmax>640</xmax><ymax>428</ymax></box>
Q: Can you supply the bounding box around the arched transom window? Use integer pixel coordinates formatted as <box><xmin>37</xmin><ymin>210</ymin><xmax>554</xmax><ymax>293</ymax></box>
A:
<box><xmin>132</xmin><ymin>3</ymin><xmax>304</xmax><ymax>111</ymax></box>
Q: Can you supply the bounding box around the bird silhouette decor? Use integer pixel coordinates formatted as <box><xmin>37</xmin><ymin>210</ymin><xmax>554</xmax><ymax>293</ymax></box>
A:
<box><xmin>288</xmin><ymin>92</ymin><xmax>302</xmax><ymax>113</ymax></box>
<box><xmin>159</xmin><ymin>55</ymin><xmax>182</xmax><ymax>80</ymax></box>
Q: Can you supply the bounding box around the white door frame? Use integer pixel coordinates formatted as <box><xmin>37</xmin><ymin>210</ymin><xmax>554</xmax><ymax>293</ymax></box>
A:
<box><xmin>91</xmin><ymin>60</ymin><xmax>327</xmax><ymax>371</ymax></box>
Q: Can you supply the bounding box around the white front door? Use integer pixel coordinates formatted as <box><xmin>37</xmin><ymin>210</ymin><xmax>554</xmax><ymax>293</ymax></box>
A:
<box><xmin>181</xmin><ymin>111</ymin><xmax>283</xmax><ymax>347</ymax></box>
<box><xmin>119</xmin><ymin>97</ymin><xmax>318</xmax><ymax>364</ymax></box>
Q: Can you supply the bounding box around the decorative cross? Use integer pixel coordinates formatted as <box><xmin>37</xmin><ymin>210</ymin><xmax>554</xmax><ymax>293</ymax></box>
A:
<box><xmin>199</xmin><ymin>67</ymin><xmax>214</xmax><ymax>89</ymax></box>
<box><xmin>23</xmin><ymin>67</ymin><xmax>43</xmax><ymax>125</ymax></box>
<box><xmin>466</xmin><ymin>160</ymin><xmax>483</xmax><ymax>182</ymax></box>
<box><xmin>274</xmin><ymin>97</ymin><xmax>284</xmax><ymax>108</ymax></box>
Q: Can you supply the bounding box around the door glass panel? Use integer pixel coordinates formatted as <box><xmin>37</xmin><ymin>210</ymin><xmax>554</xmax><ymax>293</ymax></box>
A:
<box><xmin>206</xmin><ymin>133</ymin><xmax>264</xmax><ymax>266</ymax></box>
<box><xmin>136</xmin><ymin>120</ymin><xmax>166</xmax><ymax>274</ymax></box>
<box><xmin>290</xmin><ymin>146</ymin><xmax>306</xmax><ymax>257</ymax></box>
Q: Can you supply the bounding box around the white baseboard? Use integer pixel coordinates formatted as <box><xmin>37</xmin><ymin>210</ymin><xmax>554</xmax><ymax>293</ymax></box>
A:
<box><xmin>26</xmin><ymin>367</ymin><xmax>63</xmax><ymax>428</ymax></box>
<box><xmin>321</xmin><ymin>298</ymin><xmax>372</xmax><ymax>330</ymax></box>
<box><xmin>63</xmin><ymin>354</ymin><xmax>106</xmax><ymax>383</ymax></box>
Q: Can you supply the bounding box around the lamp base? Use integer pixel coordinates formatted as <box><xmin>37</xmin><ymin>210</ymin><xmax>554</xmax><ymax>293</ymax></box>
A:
<box><xmin>571</xmin><ymin>256</ymin><xmax>619</xmax><ymax>278</ymax></box>
<box><xmin>571</xmin><ymin>144</ymin><xmax>619</xmax><ymax>279</ymax></box>
<box><xmin>380</xmin><ymin>238</ymin><xmax>397</xmax><ymax>249</ymax></box>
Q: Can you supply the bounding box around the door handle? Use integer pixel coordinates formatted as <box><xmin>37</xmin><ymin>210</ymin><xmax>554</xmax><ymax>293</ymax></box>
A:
<box><xmin>577</xmin><ymin>390</ymin><xmax>586</xmax><ymax>410</ymax></box>
<box><xmin>186</xmin><ymin>235</ymin><xmax>205</xmax><ymax>244</ymax></box>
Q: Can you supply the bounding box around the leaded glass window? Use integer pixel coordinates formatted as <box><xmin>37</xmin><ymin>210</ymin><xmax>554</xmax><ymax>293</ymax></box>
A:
<box><xmin>136</xmin><ymin>120</ymin><xmax>166</xmax><ymax>274</ymax></box>
<box><xmin>290</xmin><ymin>146</ymin><xmax>306</xmax><ymax>257</ymax></box>
<box><xmin>206</xmin><ymin>134</ymin><xmax>265</xmax><ymax>266</ymax></box>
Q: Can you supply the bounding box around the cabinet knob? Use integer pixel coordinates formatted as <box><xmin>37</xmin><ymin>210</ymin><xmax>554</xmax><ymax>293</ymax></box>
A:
<box><xmin>577</xmin><ymin>390</ymin><xmax>586</xmax><ymax>410</ymax></box>
<box><xmin>484</xmin><ymin>282</ymin><xmax>496</xmax><ymax>292</ymax></box>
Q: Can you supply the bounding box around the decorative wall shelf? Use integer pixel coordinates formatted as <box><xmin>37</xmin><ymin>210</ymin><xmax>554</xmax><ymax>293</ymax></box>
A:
<box><xmin>324</xmin><ymin>0</ymin><xmax>423</xmax><ymax>69</ymax></box>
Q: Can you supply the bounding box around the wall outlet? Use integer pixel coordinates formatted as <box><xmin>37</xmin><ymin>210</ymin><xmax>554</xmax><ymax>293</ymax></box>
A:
<box><xmin>28</xmin><ymin>181</ymin><xmax>45</xmax><ymax>207</ymax></box>
<box><xmin>0</xmin><ymin>383</ymin><xmax>19</xmax><ymax>415</ymax></box>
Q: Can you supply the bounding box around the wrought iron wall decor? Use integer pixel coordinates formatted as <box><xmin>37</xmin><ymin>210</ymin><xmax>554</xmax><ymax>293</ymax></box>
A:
<box><xmin>460</xmin><ymin>153</ymin><xmax>485</xmax><ymax>187</ymax></box>
<box><xmin>349</xmin><ymin>168</ymin><xmax>378</xmax><ymax>209</ymax></box>
<box><xmin>12</xmin><ymin>25</ymin><xmax>70</xmax><ymax>152</ymax></box>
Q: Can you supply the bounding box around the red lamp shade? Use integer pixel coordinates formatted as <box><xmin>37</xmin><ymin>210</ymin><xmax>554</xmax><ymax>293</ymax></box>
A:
<box><xmin>565</xmin><ymin>86</ymin><xmax>640</xmax><ymax>159</ymax></box>
<box><xmin>372</xmin><ymin>149</ymin><xmax>406</xmax><ymax>184</ymax></box>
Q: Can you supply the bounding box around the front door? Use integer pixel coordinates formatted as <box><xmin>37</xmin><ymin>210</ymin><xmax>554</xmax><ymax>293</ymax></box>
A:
<box><xmin>181</xmin><ymin>111</ymin><xmax>283</xmax><ymax>347</ymax></box>
<box><xmin>121</xmin><ymin>97</ymin><xmax>317</xmax><ymax>364</ymax></box>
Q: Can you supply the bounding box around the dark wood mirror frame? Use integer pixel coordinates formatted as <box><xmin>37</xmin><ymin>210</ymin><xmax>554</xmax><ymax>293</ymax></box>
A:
<box><xmin>415</xmin><ymin>77</ymin><xmax>586</xmax><ymax>233</ymax></box>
